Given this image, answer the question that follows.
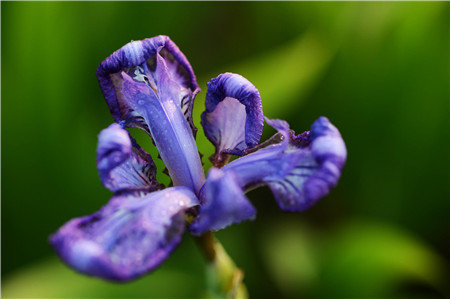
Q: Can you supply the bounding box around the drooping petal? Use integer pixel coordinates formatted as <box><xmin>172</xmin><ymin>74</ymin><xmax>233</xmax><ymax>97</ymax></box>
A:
<box><xmin>97</xmin><ymin>36</ymin><xmax>205</xmax><ymax>193</ymax></box>
<box><xmin>201</xmin><ymin>73</ymin><xmax>263</xmax><ymax>166</ymax></box>
<box><xmin>96</xmin><ymin>123</ymin><xmax>161</xmax><ymax>194</ymax></box>
<box><xmin>50</xmin><ymin>187</ymin><xmax>199</xmax><ymax>281</ymax></box>
<box><xmin>224</xmin><ymin>117</ymin><xmax>346</xmax><ymax>211</ymax></box>
<box><xmin>189</xmin><ymin>168</ymin><xmax>256</xmax><ymax>235</ymax></box>
<box><xmin>192</xmin><ymin>117</ymin><xmax>346</xmax><ymax>233</ymax></box>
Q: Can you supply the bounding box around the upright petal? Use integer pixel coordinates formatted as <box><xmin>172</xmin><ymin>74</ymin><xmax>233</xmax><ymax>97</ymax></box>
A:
<box><xmin>96</xmin><ymin>123</ymin><xmax>161</xmax><ymax>194</ymax></box>
<box><xmin>192</xmin><ymin>117</ymin><xmax>346</xmax><ymax>234</ymax></box>
<box><xmin>189</xmin><ymin>168</ymin><xmax>256</xmax><ymax>235</ymax></box>
<box><xmin>97</xmin><ymin>36</ymin><xmax>200</xmax><ymax>132</ymax></box>
<box><xmin>201</xmin><ymin>73</ymin><xmax>263</xmax><ymax>166</ymax></box>
<box><xmin>97</xmin><ymin>36</ymin><xmax>205</xmax><ymax>193</ymax></box>
<box><xmin>50</xmin><ymin>187</ymin><xmax>199</xmax><ymax>281</ymax></box>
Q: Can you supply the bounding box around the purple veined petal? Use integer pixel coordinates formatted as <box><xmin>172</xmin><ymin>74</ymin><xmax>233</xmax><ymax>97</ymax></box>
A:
<box><xmin>97</xmin><ymin>36</ymin><xmax>200</xmax><ymax>132</ymax></box>
<box><xmin>189</xmin><ymin>168</ymin><xmax>256</xmax><ymax>235</ymax></box>
<box><xmin>97</xmin><ymin>123</ymin><xmax>161</xmax><ymax>194</ymax></box>
<box><xmin>220</xmin><ymin>116</ymin><xmax>346</xmax><ymax>212</ymax></box>
<box><xmin>97</xmin><ymin>36</ymin><xmax>205</xmax><ymax>193</ymax></box>
<box><xmin>50</xmin><ymin>187</ymin><xmax>199</xmax><ymax>281</ymax></box>
<box><xmin>201</xmin><ymin>73</ymin><xmax>263</xmax><ymax>167</ymax></box>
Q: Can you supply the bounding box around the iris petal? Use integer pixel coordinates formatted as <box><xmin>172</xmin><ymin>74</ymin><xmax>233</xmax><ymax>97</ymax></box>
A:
<box><xmin>96</xmin><ymin>123</ymin><xmax>161</xmax><ymax>194</ymax></box>
<box><xmin>201</xmin><ymin>73</ymin><xmax>263</xmax><ymax>166</ymax></box>
<box><xmin>97</xmin><ymin>36</ymin><xmax>200</xmax><ymax>131</ymax></box>
<box><xmin>224</xmin><ymin>117</ymin><xmax>347</xmax><ymax>211</ymax></box>
<box><xmin>192</xmin><ymin>117</ymin><xmax>346</xmax><ymax>233</ymax></box>
<box><xmin>50</xmin><ymin>187</ymin><xmax>199</xmax><ymax>281</ymax></box>
<box><xmin>225</xmin><ymin>117</ymin><xmax>346</xmax><ymax>211</ymax></box>
<box><xmin>97</xmin><ymin>36</ymin><xmax>205</xmax><ymax>193</ymax></box>
<box><xmin>189</xmin><ymin>168</ymin><xmax>256</xmax><ymax>235</ymax></box>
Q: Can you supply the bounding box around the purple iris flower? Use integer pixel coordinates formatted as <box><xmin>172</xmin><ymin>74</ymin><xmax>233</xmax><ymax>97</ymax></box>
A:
<box><xmin>50</xmin><ymin>35</ymin><xmax>347</xmax><ymax>281</ymax></box>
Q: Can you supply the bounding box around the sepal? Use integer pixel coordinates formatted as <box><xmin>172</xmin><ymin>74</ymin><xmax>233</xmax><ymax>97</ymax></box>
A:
<box><xmin>223</xmin><ymin>117</ymin><xmax>346</xmax><ymax>212</ymax></box>
<box><xmin>50</xmin><ymin>187</ymin><xmax>199</xmax><ymax>281</ymax></box>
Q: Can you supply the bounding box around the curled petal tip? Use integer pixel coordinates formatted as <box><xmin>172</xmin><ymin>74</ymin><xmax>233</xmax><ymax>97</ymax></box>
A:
<box><xmin>310</xmin><ymin>116</ymin><xmax>347</xmax><ymax>166</ymax></box>
<box><xmin>97</xmin><ymin>36</ymin><xmax>199</xmax><ymax>90</ymax></box>
<box><xmin>311</xmin><ymin>116</ymin><xmax>340</xmax><ymax>138</ymax></box>
<box><xmin>97</xmin><ymin>124</ymin><xmax>132</xmax><ymax>174</ymax></box>
<box><xmin>97</xmin><ymin>35</ymin><xmax>199</xmax><ymax>127</ymax></box>
<box><xmin>96</xmin><ymin>124</ymin><xmax>160</xmax><ymax>194</ymax></box>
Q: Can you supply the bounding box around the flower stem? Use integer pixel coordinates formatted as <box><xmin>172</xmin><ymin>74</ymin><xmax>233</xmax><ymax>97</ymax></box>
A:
<box><xmin>194</xmin><ymin>232</ymin><xmax>248</xmax><ymax>299</ymax></box>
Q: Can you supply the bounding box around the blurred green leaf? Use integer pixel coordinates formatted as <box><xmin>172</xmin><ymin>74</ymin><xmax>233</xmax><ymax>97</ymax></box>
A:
<box><xmin>259</xmin><ymin>220</ymin><xmax>321</xmax><ymax>297</ymax></box>
<box><xmin>198</xmin><ymin>31</ymin><xmax>336</xmax><ymax>119</ymax></box>
<box><xmin>2</xmin><ymin>257</ymin><xmax>203</xmax><ymax>299</ymax></box>
<box><xmin>260</xmin><ymin>219</ymin><xmax>447</xmax><ymax>298</ymax></box>
<box><xmin>320</xmin><ymin>221</ymin><xmax>447</xmax><ymax>298</ymax></box>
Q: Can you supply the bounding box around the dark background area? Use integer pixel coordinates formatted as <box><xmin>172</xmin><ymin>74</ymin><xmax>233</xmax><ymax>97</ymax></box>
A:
<box><xmin>2</xmin><ymin>2</ymin><xmax>449</xmax><ymax>298</ymax></box>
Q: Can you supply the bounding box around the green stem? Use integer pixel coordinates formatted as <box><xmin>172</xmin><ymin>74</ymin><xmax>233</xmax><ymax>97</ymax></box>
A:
<box><xmin>194</xmin><ymin>232</ymin><xmax>248</xmax><ymax>299</ymax></box>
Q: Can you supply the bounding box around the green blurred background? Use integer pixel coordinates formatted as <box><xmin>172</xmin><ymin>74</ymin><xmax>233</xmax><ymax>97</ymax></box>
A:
<box><xmin>2</xmin><ymin>2</ymin><xmax>449</xmax><ymax>298</ymax></box>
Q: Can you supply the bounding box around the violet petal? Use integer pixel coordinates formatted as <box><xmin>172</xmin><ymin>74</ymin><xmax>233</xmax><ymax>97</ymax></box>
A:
<box><xmin>192</xmin><ymin>117</ymin><xmax>346</xmax><ymax>233</ymax></box>
<box><xmin>189</xmin><ymin>168</ymin><xmax>256</xmax><ymax>235</ymax></box>
<box><xmin>97</xmin><ymin>123</ymin><xmax>160</xmax><ymax>194</ymax></box>
<box><xmin>201</xmin><ymin>73</ymin><xmax>263</xmax><ymax>164</ymax></box>
<box><xmin>97</xmin><ymin>36</ymin><xmax>204</xmax><ymax>193</ymax></box>
<box><xmin>50</xmin><ymin>187</ymin><xmax>198</xmax><ymax>281</ymax></box>
<box><xmin>224</xmin><ymin>116</ymin><xmax>346</xmax><ymax>212</ymax></box>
